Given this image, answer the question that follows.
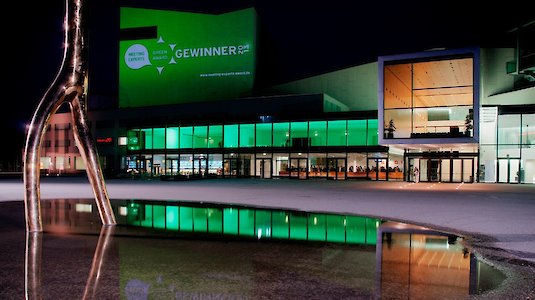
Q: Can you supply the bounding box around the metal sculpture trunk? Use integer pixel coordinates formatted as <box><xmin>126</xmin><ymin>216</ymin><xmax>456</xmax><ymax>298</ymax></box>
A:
<box><xmin>23</xmin><ymin>0</ymin><xmax>116</xmax><ymax>232</ymax></box>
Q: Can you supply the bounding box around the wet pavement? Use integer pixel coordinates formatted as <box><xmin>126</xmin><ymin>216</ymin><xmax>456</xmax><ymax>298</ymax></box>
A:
<box><xmin>0</xmin><ymin>178</ymin><xmax>534</xmax><ymax>298</ymax></box>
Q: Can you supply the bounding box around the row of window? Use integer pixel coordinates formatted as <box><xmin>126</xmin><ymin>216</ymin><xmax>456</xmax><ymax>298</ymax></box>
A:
<box><xmin>127</xmin><ymin>119</ymin><xmax>379</xmax><ymax>150</ymax></box>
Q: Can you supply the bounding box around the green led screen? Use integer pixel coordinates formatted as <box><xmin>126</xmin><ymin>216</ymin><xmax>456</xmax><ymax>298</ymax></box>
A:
<box><xmin>119</xmin><ymin>7</ymin><xmax>256</xmax><ymax>108</ymax></box>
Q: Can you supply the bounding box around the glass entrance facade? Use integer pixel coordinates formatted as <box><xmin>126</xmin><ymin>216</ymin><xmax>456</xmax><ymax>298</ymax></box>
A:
<box><xmin>124</xmin><ymin>118</ymin><xmax>392</xmax><ymax>180</ymax></box>
<box><xmin>480</xmin><ymin>110</ymin><xmax>535</xmax><ymax>183</ymax></box>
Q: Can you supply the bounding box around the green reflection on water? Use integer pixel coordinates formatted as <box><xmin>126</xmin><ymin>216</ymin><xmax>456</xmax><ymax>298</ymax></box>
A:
<box><xmin>126</xmin><ymin>201</ymin><xmax>379</xmax><ymax>245</ymax></box>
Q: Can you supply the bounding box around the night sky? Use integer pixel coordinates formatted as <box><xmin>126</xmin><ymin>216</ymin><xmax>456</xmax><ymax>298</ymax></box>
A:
<box><xmin>1</xmin><ymin>0</ymin><xmax>533</xmax><ymax>162</ymax></box>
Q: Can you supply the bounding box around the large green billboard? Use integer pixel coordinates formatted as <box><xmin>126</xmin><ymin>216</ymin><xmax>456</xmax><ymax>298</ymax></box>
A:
<box><xmin>119</xmin><ymin>7</ymin><xmax>256</xmax><ymax>108</ymax></box>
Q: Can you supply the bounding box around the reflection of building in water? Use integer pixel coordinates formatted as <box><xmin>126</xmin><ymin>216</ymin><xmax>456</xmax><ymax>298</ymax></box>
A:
<box><xmin>376</xmin><ymin>221</ymin><xmax>503</xmax><ymax>299</ymax></box>
<box><xmin>37</xmin><ymin>199</ymin><xmax>505</xmax><ymax>299</ymax></box>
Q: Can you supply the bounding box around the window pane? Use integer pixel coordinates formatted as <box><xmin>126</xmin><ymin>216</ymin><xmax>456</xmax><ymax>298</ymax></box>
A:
<box><xmin>166</xmin><ymin>127</ymin><xmax>179</xmax><ymax>149</ymax></box>
<box><xmin>480</xmin><ymin>107</ymin><xmax>498</xmax><ymax>144</ymax></box>
<box><xmin>347</xmin><ymin>120</ymin><xmax>366</xmax><ymax>146</ymax></box>
<box><xmin>239</xmin><ymin>124</ymin><xmax>255</xmax><ymax>147</ymax></box>
<box><xmin>290</xmin><ymin>122</ymin><xmax>308</xmax><ymax>147</ymax></box>
<box><xmin>256</xmin><ymin>123</ymin><xmax>272</xmax><ymax>147</ymax></box>
<box><xmin>498</xmin><ymin>115</ymin><xmax>521</xmax><ymax>145</ymax></box>
<box><xmin>153</xmin><ymin>128</ymin><xmax>165</xmax><ymax>149</ymax></box>
<box><xmin>480</xmin><ymin>145</ymin><xmax>497</xmax><ymax>182</ymax></box>
<box><xmin>384</xmin><ymin>63</ymin><xmax>412</xmax><ymax>109</ymax></box>
<box><xmin>367</xmin><ymin>120</ymin><xmax>379</xmax><ymax>145</ymax></box>
<box><xmin>127</xmin><ymin>129</ymin><xmax>143</xmax><ymax>151</ymax></box>
<box><xmin>327</xmin><ymin>120</ymin><xmax>346</xmax><ymax>146</ymax></box>
<box><xmin>273</xmin><ymin>122</ymin><xmax>290</xmax><ymax>147</ymax></box>
<box><xmin>208</xmin><ymin>125</ymin><xmax>223</xmax><ymax>148</ymax></box>
<box><xmin>141</xmin><ymin>128</ymin><xmax>152</xmax><ymax>149</ymax></box>
<box><xmin>309</xmin><ymin>121</ymin><xmax>327</xmax><ymax>146</ymax></box>
<box><xmin>223</xmin><ymin>124</ymin><xmax>238</xmax><ymax>148</ymax></box>
<box><xmin>193</xmin><ymin>126</ymin><xmax>208</xmax><ymax>148</ymax></box>
<box><xmin>384</xmin><ymin>109</ymin><xmax>411</xmax><ymax>138</ymax></box>
<box><xmin>179</xmin><ymin>127</ymin><xmax>193</xmax><ymax>149</ymax></box>
<box><xmin>522</xmin><ymin>114</ymin><xmax>535</xmax><ymax>145</ymax></box>
<box><xmin>179</xmin><ymin>207</ymin><xmax>193</xmax><ymax>231</ymax></box>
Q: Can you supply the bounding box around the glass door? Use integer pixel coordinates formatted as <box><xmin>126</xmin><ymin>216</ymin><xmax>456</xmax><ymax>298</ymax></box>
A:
<box><xmin>256</xmin><ymin>158</ymin><xmax>272</xmax><ymax>179</ymax></box>
<box><xmin>223</xmin><ymin>158</ymin><xmax>238</xmax><ymax>177</ymax></box>
<box><xmin>498</xmin><ymin>158</ymin><xmax>520</xmax><ymax>183</ymax></box>
<box><xmin>290</xmin><ymin>158</ymin><xmax>308</xmax><ymax>179</ymax></box>
<box><xmin>327</xmin><ymin>158</ymin><xmax>346</xmax><ymax>180</ymax></box>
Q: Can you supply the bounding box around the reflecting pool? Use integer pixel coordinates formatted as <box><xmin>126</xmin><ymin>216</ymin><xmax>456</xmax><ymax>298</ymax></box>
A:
<box><xmin>0</xmin><ymin>199</ymin><xmax>505</xmax><ymax>299</ymax></box>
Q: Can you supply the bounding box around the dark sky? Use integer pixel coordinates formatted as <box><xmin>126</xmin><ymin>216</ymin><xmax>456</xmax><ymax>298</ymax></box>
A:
<box><xmin>1</xmin><ymin>0</ymin><xmax>533</xmax><ymax>159</ymax></box>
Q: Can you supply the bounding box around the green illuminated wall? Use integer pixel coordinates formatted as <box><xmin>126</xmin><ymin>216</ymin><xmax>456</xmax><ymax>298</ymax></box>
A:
<box><xmin>119</xmin><ymin>7</ymin><xmax>256</xmax><ymax>108</ymax></box>
<box><xmin>125</xmin><ymin>201</ymin><xmax>380</xmax><ymax>245</ymax></box>
<box><xmin>127</xmin><ymin>119</ymin><xmax>379</xmax><ymax>151</ymax></box>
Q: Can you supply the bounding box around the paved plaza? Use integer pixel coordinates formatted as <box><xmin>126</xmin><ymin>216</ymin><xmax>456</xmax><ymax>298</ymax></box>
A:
<box><xmin>2</xmin><ymin>177</ymin><xmax>534</xmax><ymax>264</ymax></box>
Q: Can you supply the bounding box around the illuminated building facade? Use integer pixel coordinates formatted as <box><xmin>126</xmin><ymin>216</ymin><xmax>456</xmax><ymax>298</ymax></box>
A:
<box><xmin>41</xmin><ymin>10</ymin><xmax>534</xmax><ymax>184</ymax></box>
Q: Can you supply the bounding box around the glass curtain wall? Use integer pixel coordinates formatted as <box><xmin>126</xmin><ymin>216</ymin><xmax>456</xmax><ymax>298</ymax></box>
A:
<box><xmin>384</xmin><ymin>58</ymin><xmax>474</xmax><ymax>139</ymax></box>
<box><xmin>479</xmin><ymin>110</ymin><xmax>535</xmax><ymax>183</ymax></box>
<box><xmin>126</xmin><ymin>118</ymin><xmax>382</xmax><ymax>178</ymax></box>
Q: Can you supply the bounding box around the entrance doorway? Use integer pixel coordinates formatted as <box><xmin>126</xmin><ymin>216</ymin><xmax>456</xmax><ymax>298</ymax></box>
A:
<box><xmin>327</xmin><ymin>158</ymin><xmax>346</xmax><ymax>180</ymax></box>
<box><xmin>223</xmin><ymin>158</ymin><xmax>239</xmax><ymax>177</ymax></box>
<box><xmin>290</xmin><ymin>158</ymin><xmax>308</xmax><ymax>179</ymax></box>
<box><xmin>256</xmin><ymin>158</ymin><xmax>272</xmax><ymax>179</ymax></box>
<box><xmin>498</xmin><ymin>157</ymin><xmax>520</xmax><ymax>183</ymax></box>
<box><xmin>408</xmin><ymin>157</ymin><xmax>475</xmax><ymax>183</ymax></box>
<box><xmin>367</xmin><ymin>158</ymin><xmax>388</xmax><ymax>181</ymax></box>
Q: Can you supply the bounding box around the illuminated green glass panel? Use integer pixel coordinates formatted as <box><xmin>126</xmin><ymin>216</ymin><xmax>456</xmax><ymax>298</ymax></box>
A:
<box><xmin>166</xmin><ymin>127</ymin><xmax>179</xmax><ymax>149</ymax></box>
<box><xmin>223</xmin><ymin>207</ymin><xmax>239</xmax><ymax>235</ymax></box>
<box><xmin>309</xmin><ymin>121</ymin><xmax>327</xmax><ymax>146</ymax></box>
<box><xmin>179</xmin><ymin>207</ymin><xmax>193</xmax><ymax>231</ymax></box>
<box><xmin>142</xmin><ymin>128</ymin><xmax>153</xmax><ymax>149</ymax></box>
<box><xmin>308</xmin><ymin>214</ymin><xmax>326</xmax><ymax>242</ymax></box>
<box><xmin>256</xmin><ymin>123</ymin><xmax>272</xmax><ymax>147</ymax></box>
<box><xmin>290</xmin><ymin>122</ymin><xmax>308</xmax><ymax>147</ymax></box>
<box><xmin>366</xmin><ymin>218</ymin><xmax>379</xmax><ymax>245</ymax></box>
<box><xmin>272</xmin><ymin>211</ymin><xmax>289</xmax><ymax>239</ymax></box>
<box><xmin>327</xmin><ymin>120</ymin><xmax>347</xmax><ymax>146</ymax></box>
<box><xmin>166</xmin><ymin>206</ymin><xmax>179</xmax><ymax>231</ymax></box>
<box><xmin>239</xmin><ymin>124</ymin><xmax>255</xmax><ymax>147</ymax></box>
<box><xmin>193</xmin><ymin>126</ymin><xmax>208</xmax><ymax>148</ymax></box>
<box><xmin>239</xmin><ymin>209</ymin><xmax>255</xmax><ymax>237</ymax></box>
<box><xmin>347</xmin><ymin>120</ymin><xmax>367</xmax><ymax>146</ymax></box>
<box><xmin>141</xmin><ymin>204</ymin><xmax>153</xmax><ymax>227</ymax></box>
<box><xmin>179</xmin><ymin>127</ymin><xmax>193</xmax><ymax>149</ymax></box>
<box><xmin>223</xmin><ymin>124</ymin><xmax>238</xmax><ymax>148</ymax></box>
<box><xmin>289</xmin><ymin>213</ymin><xmax>307</xmax><ymax>240</ymax></box>
<box><xmin>326</xmin><ymin>215</ymin><xmax>345</xmax><ymax>243</ymax></box>
<box><xmin>193</xmin><ymin>207</ymin><xmax>208</xmax><ymax>232</ymax></box>
<box><xmin>207</xmin><ymin>208</ymin><xmax>223</xmax><ymax>234</ymax></box>
<box><xmin>127</xmin><ymin>130</ymin><xmax>143</xmax><ymax>151</ymax></box>
<box><xmin>153</xmin><ymin>128</ymin><xmax>165</xmax><ymax>149</ymax></box>
<box><xmin>254</xmin><ymin>210</ymin><xmax>271</xmax><ymax>239</ymax></box>
<box><xmin>126</xmin><ymin>202</ymin><xmax>141</xmax><ymax>226</ymax></box>
<box><xmin>273</xmin><ymin>122</ymin><xmax>290</xmax><ymax>147</ymax></box>
<box><xmin>208</xmin><ymin>125</ymin><xmax>223</xmax><ymax>149</ymax></box>
<box><xmin>152</xmin><ymin>205</ymin><xmax>166</xmax><ymax>229</ymax></box>
<box><xmin>345</xmin><ymin>216</ymin><xmax>366</xmax><ymax>244</ymax></box>
<box><xmin>367</xmin><ymin>120</ymin><xmax>379</xmax><ymax>146</ymax></box>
